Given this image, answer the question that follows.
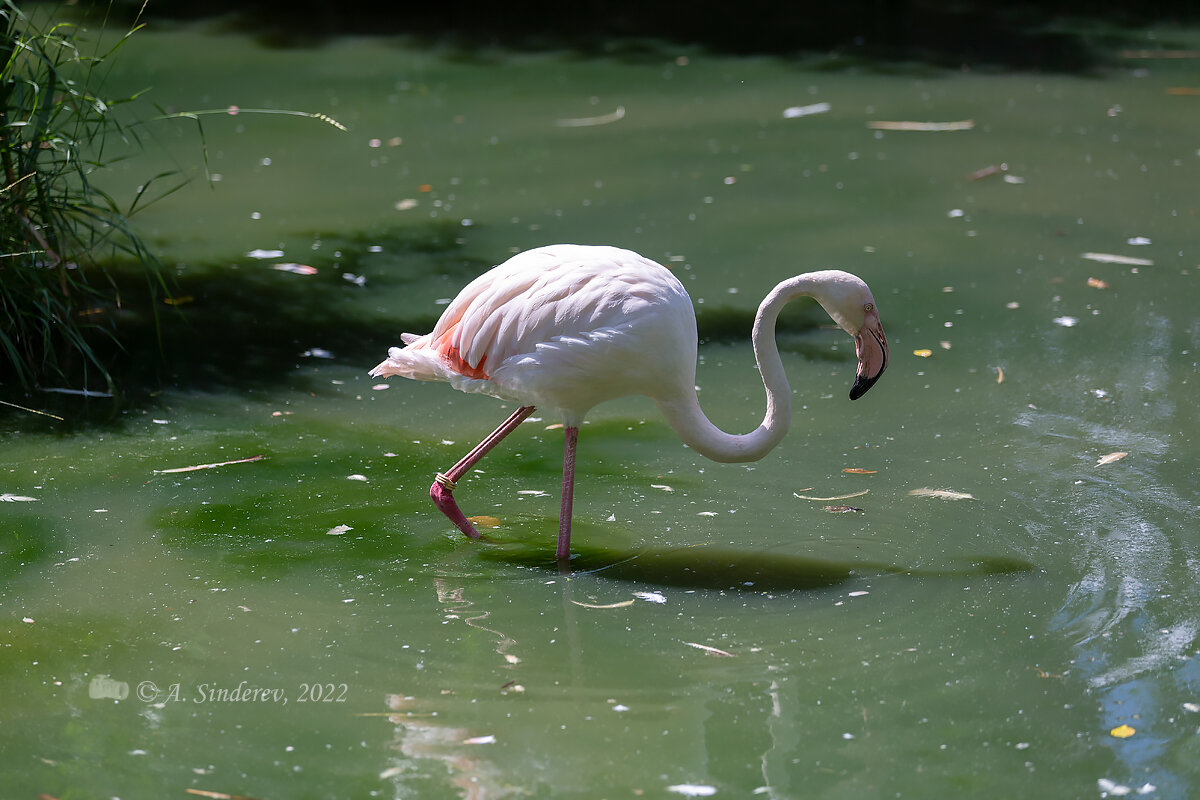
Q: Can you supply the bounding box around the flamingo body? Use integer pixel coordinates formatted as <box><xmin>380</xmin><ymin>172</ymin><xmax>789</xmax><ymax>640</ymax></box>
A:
<box><xmin>371</xmin><ymin>244</ymin><xmax>888</xmax><ymax>559</ymax></box>
<box><xmin>374</xmin><ymin>245</ymin><xmax>696</xmax><ymax>426</ymax></box>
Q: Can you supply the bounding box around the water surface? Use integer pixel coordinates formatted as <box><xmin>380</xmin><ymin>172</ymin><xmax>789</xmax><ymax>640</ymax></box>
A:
<box><xmin>3</xmin><ymin>20</ymin><xmax>1200</xmax><ymax>799</ymax></box>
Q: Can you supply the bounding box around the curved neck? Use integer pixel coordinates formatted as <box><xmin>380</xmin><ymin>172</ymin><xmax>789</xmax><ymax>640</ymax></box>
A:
<box><xmin>655</xmin><ymin>275</ymin><xmax>818</xmax><ymax>463</ymax></box>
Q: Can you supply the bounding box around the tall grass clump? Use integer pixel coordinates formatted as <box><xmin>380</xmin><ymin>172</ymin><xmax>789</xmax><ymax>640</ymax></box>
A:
<box><xmin>0</xmin><ymin>1</ymin><xmax>169</xmax><ymax>393</ymax></box>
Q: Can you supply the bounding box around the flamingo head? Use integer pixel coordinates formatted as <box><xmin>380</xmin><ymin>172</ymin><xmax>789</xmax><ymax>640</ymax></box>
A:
<box><xmin>809</xmin><ymin>271</ymin><xmax>889</xmax><ymax>400</ymax></box>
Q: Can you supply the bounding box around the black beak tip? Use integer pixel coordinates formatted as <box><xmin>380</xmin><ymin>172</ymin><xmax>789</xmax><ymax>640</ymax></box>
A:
<box><xmin>849</xmin><ymin>374</ymin><xmax>880</xmax><ymax>401</ymax></box>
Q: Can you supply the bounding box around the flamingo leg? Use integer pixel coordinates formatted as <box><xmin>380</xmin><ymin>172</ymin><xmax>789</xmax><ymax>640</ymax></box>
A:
<box><xmin>556</xmin><ymin>426</ymin><xmax>579</xmax><ymax>561</ymax></box>
<box><xmin>430</xmin><ymin>405</ymin><xmax>536</xmax><ymax>538</ymax></box>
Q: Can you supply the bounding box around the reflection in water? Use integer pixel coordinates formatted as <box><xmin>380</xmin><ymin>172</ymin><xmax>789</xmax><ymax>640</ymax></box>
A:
<box><xmin>383</xmin><ymin>692</ymin><xmax>516</xmax><ymax>800</ymax></box>
<box><xmin>381</xmin><ymin>580</ymin><xmax>525</xmax><ymax>798</ymax></box>
<box><xmin>1015</xmin><ymin>309</ymin><xmax>1200</xmax><ymax>796</ymax></box>
<box><xmin>434</xmin><ymin>577</ymin><xmax>521</xmax><ymax>667</ymax></box>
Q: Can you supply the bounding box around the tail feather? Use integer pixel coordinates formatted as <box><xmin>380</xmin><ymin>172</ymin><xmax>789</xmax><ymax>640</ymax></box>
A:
<box><xmin>369</xmin><ymin>342</ymin><xmax>439</xmax><ymax>380</ymax></box>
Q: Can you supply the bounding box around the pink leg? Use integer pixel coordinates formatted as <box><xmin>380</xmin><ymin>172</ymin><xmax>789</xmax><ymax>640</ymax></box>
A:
<box><xmin>556</xmin><ymin>426</ymin><xmax>579</xmax><ymax>561</ymax></box>
<box><xmin>430</xmin><ymin>405</ymin><xmax>535</xmax><ymax>539</ymax></box>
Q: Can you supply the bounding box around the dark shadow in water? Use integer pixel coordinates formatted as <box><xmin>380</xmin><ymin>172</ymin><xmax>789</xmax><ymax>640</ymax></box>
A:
<box><xmin>477</xmin><ymin>540</ymin><xmax>1036</xmax><ymax>592</ymax></box>
<box><xmin>95</xmin><ymin>1</ymin><xmax>1200</xmax><ymax>72</ymax></box>
<box><xmin>0</xmin><ymin>221</ymin><xmax>488</xmax><ymax>428</ymax></box>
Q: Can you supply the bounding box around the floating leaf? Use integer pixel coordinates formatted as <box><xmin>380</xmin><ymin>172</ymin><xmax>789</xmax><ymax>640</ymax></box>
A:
<box><xmin>570</xmin><ymin>599</ymin><xmax>636</xmax><ymax>609</ymax></box>
<box><xmin>794</xmin><ymin>490</ymin><xmax>869</xmax><ymax>501</ymax></box>
<box><xmin>822</xmin><ymin>505</ymin><xmax>863</xmax><ymax>514</ymax></box>
<box><xmin>555</xmin><ymin>105</ymin><xmax>626</xmax><ymax>127</ymax></box>
<box><xmin>842</xmin><ymin>468</ymin><xmax>876</xmax><ymax>474</ymax></box>
<box><xmin>1110</xmin><ymin>724</ymin><xmax>1136</xmax><ymax>739</ymax></box>
<box><xmin>1096</xmin><ymin>452</ymin><xmax>1128</xmax><ymax>465</ymax></box>
<box><xmin>326</xmin><ymin>524</ymin><xmax>353</xmax><ymax>535</ymax></box>
<box><xmin>683</xmin><ymin>642</ymin><xmax>735</xmax><ymax>657</ymax></box>
<box><xmin>996</xmin><ymin>366</ymin><xmax>1005</xmax><ymax>384</ymax></box>
<box><xmin>272</xmin><ymin>263</ymin><xmax>318</xmax><ymax>275</ymax></box>
<box><xmin>967</xmin><ymin>163</ymin><xmax>1007</xmax><ymax>180</ymax></box>
<box><xmin>467</xmin><ymin>515</ymin><xmax>502</xmax><ymax>528</ymax></box>
<box><xmin>650</xmin><ymin>483</ymin><xmax>674</xmax><ymax>492</ymax></box>
<box><xmin>1087</xmin><ymin>277</ymin><xmax>1110</xmax><ymax>289</ymax></box>
<box><xmin>913</xmin><ymin>348</ymin><xmax>933</xmax><ymax>358</ymax></box>
<box><xmin>185</xmin><ymin>790</ymin><xmax>260</xmax><ymax>800</ymax></box>
<box><xmin>782</xmin><ymin>102</ymin><xmax>831</xmax><ymax>118</ymax></box>
<box><xmin>908</xmin><ymin>488</ymin><xmax>975</xmax><ymax>500</ymax></box>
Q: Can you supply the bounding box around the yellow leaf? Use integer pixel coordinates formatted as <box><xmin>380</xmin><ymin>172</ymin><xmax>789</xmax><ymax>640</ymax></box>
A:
<box><xmin>842</xmin><ymin>468</ymin><xmax>877</xmax><ymax>474</ymax></box>
<box><xmin>1110</xmin><ymin>724</ymin><xmax>1136</xmax><ymax>738</ymax></box>
<box><xmin>913</xmin><ymin>349</ymin><xmax>933</xmax><ymax>358</ymax></box>
<box><xmin>467</xmin><ymin>515</ymin><xmax>502</xmax><ymax>528</ymax></box>
<box><xmin>1087</xmin><ymin>277</ymin><xmax>1110</xmax><ymax>289</ymax></box>
<box><xmin>1096</xmin><ymin>452</ymin><xmax>1128</xmax><ymax>466</ymax></box>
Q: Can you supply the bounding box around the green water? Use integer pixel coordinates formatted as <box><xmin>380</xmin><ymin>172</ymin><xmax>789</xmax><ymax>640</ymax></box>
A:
<box><xmin>3</xmin><ymin>19</ymin><xmax>1200</xmax><ymax>799</ymax></box>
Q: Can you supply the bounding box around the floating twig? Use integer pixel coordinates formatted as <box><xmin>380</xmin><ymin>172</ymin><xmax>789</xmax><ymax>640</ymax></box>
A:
<box><xmin>0</xmin><ymin>399</ymin><xmax>64</xmax><ymax>421</ymax></box>
<box><xmin>570</xmin><ymin>599</ymin><xmax>636</xmax><ymax>609</ymax></box>
<box><xmin>684</xmin><ymin>641</ymin><xmax>735</xmax><ymax>657</ymax></box>
<box><xmin>794</xmin><ymin>489</ymin><xmax>869</xmax><ymax>501</ymax></box>
<box><xmin>153</xmin><ymin>454</ymin><xmax>266</xmax><ymax>474</ymax></box>
<box><xmin>1081</xmin><ymin>252</ymin><xmax>1154</xmax><ymax>266</ymax></box>
<box><xmin>868</xmin><ymin>119</ymin><xmax>974</xmax><ymax>131</ymax></box>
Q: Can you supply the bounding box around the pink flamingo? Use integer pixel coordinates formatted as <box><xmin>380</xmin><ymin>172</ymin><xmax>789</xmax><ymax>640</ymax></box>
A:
<box><xmin>370</xmin><ymin>244</ymin><xmax>888</xmax><ymax>560</ymax></box>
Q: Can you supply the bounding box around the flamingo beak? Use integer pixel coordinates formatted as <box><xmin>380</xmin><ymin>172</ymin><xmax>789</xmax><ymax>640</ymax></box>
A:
<box><xmin>849</xmin><ymin>309</ymin><xmax>888</xmax><ymax>400</ymax></box>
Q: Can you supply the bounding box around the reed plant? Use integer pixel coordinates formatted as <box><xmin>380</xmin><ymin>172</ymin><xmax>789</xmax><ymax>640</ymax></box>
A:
<box><xmin>0</xmin><ymin>1</ymin><xmax>172</xmax><ymax>393</ymax></box>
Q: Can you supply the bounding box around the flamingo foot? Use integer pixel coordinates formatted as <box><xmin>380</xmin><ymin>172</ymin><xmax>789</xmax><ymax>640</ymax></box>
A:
<box><xmin>424</xmin><ymin>405</ymin><xmax>535</xmax><ymax>543</ymax></box>
<box><xmin>430</xmin><ymin>475</ymin><xmax>480</xmax><ymax>539</ymax></box>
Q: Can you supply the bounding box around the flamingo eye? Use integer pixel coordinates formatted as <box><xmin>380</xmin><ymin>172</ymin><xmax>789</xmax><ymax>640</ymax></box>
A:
<box><xmin>864</xmin><ymin>303</ymin><xmax>874</xmax><ymax>312</ymax></box>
